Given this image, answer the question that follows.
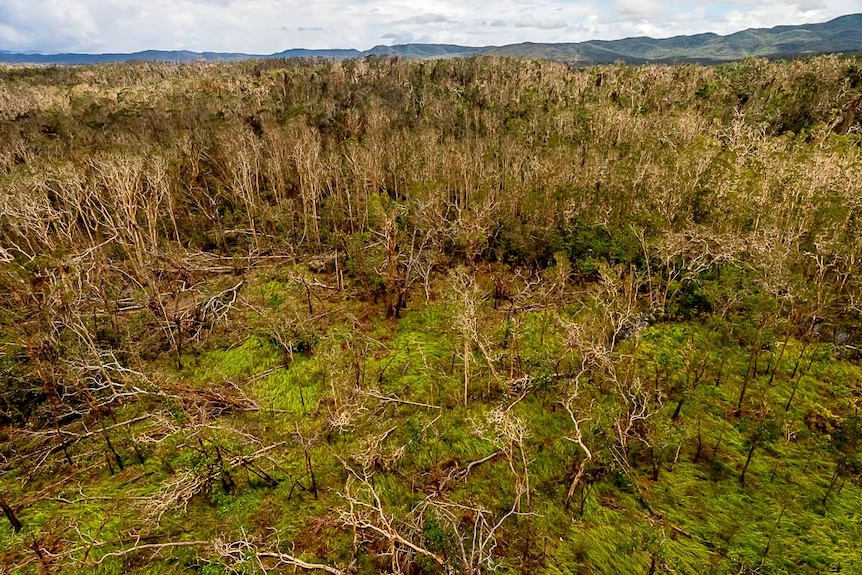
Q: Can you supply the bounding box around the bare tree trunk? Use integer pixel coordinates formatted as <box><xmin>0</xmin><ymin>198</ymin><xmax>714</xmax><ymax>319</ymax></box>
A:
<box><xmin>297</xmin><ymin>424</ymin><xmax>318</xmax><ymax>499</ymax></box>
<box><xmin>102</xmin><ymin>424</ymin><xmax>124</xmax><ymax>472</ymax></box>
<box><xmin>650</xmin><ymin>446</ymin><xmax>661</xmax><ymax>481</ymax></box>
<box><xmin>693</xmin><ymin>416</ymin><xmax>703</xmax><ymax>463</ymax></box>
<box><xmin>740</xmin><ymin>443</ymin><xmax>756</xmax><ymax>485</ymax></box>
<box><xmin>736</xmin><ymin>342</ymin><xmax>759</xmax><ymax>416</ymax></box>
<box><xmin>789</xmin><ymin>343</ymin><xmax>808</xmax><ymax>379</ymax></box>
<box><xmin>766</xmin><ymin>333</ymin><xmax>789</xmax><ymax>385</ymax></box>
<box><xmin>822</xmin><ymin>464</ymin><xmax>841</xmax><ymax>506</ymax></box>
<box><xmin>671</xmin><ymin>396</ymin><xmax>684</xmax><ymax>421</ymax></box>
<box><xmin>464</xmin><ymin>339</ymin><xmax>470</xmax><ymax>407</ymax></box>
<box><xmin>0</xmin><ymin>493</ymin><xmax>22</xmax><ymax>533</ymax></box>
<box><xmin>783</xmin><ymin>344</ymin><xmax>812</xmax><ymax>412</ymax></box>
<box><xmin>759</xmin><ymin>500</ymin><xmax>788</xmax><ymax>569</ymax></box>
<box><xmin>785</xmin><ymin>375</ymin><xmax>803</xmax><ymax>412</ymax></box>
<box><xmin>714</xmin><ymin>353</ymin><xmax>727</xmax><ymax>386</ymax></box>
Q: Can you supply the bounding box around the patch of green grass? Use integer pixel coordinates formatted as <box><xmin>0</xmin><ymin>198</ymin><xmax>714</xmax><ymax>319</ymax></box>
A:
<box><xmin>255</xmin><ymin>355</ymin><xmax>325</xmax><ymax>415</ymax></box>
<box><xmin>194</xmin><ymin>336</ymin><xmax>281</xmax><ymax>383</ymax></box>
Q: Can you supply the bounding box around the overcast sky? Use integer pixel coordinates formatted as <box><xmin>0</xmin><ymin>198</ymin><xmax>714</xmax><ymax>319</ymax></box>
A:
<box><xmin>0</xmin><ymin>0</ymin><xmax>859</xmax><ymax>54</ymax></box>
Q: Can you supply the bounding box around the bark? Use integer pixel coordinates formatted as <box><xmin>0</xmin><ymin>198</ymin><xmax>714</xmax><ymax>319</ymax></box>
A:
<box><xmin>671</xmin><ymin>396</ymin><xmax>684</xmax><ymax>421</ymax></box>
<box><xmin>785</xmin><ymin>375</ymin><xmax>802</xmax><ymax>412</ymax></box>
<box><xmin>463</xmin><ymin>339</ymin><xmax>470</xmax><ymax>407</ymax></box>
<box><xmin>693</xmin><ymin>417</ymin><xmax>703</xmax><ymax>463</ymax></box>
<box><xmin>0</xmin><ymin>493</ymin><xmax>22</xmax><ymax>533</ymax></box>
<box><xmin>736</xmin><ymin>343</ymin><xmax>759</xmax><ymax>416</ymax></box>
<box><xmin>766</xmin><ymin>333</ymin><xmax>789</xmax><ymax>386</ymax></box>
<box><xmin>822</xmin><ymin>464</ymin><xmax>841</xmax><ymax>506</ymax></box>
<box><xmin>740</xmin><ymin>443</ymin><xmax>756</xmax><ymax>485</ymax></box>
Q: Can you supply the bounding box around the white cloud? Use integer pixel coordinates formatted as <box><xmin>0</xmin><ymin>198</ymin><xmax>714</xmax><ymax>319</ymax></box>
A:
<box><xmin>513</xmin><ymin>15</ymin><xmax>570</xmax><ymax>31</ymax></box>
<box><xmin>614</xmin><ymin>0</ymin><xmax>668</xmax><ymax>17</ymax></box>
<box><xmin>0</xmin><ymin>0</ymin><xmax>857</xmax><ymax>53</ymax></box>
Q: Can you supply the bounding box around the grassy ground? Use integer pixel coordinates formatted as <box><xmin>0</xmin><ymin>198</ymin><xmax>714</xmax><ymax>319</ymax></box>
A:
<box><xmin>1</xmin><ymin>267</ymin><xmax>860</xmax><ymax>575</ymax></box>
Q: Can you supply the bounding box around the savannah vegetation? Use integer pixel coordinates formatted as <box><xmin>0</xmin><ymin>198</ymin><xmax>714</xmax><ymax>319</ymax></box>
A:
<box><xmin>1</xmin><ymin>54</ymin><xmax>862</xmax><ymax>574</ymax></box>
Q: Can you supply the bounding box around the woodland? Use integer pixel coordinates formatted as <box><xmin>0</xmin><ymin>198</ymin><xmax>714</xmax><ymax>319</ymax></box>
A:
<box><xmin>0</xmin><ymin>55</ymin><xmax>861</xmax><ymax>574</ymax></box>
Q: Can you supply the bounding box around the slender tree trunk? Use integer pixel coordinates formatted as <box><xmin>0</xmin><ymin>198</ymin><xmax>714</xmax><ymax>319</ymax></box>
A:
<box><xmin>789</xmin><ymin>343</ymin><xmax>808</xmax><ymax>379</ymax></box>
<box><xmin>303</xmin><ymin>277</ymin><xmax>313</xmax><ymax>315</ymax></box>
<box><xmin>103</xmin><ymin>426</ymin><xmax>124</xmax><ymax>472</ymax></box>
<box><xmin>736</xmin><ymin>344</ymin><xmax>759</xmax><ymax>416</ymax></box>
<box><xmin>298</xmin><ymin>384</ymin><xmax>306</xmax><ymax>415</ymax></box>
<box><xmin>837</xmin><ymin>476</ymin><xmax>847</xmax><ymax>497</ymax></box>
<box><xmin>760</xmin><ymin>500</ymin><xmax>788</xmax><ymax>568</ymax></box>
<box><xmin>766</xmin><ymin>334</ymin><xmax>789</xmax><ymax>386</ymax></box>
<box><xmin>693</xmin><ymin>417</ymin><xmax>703</xmax><ymax>463</ymax></box>
<box><xmin>463</xmin><ymin>339</ymin><xmax>470</xmax><ymax>407</ymax></box>
<box><xmin>0</xmin><ymin>493</ymin><xmax>22</xmax><ymax>533</ymax></box>
<box><xmin>175</xmin><ymin>319</ymin><xmax>183</xmax><ymax>371</ymax></box>
<box><xmin>715</xmin><ymin>351</ymin><xmax>728</xmax><ymax>387</ymax></box>
<box><xmin>650</xmin><ymin>446</ymin><xmax>660</xmax><ymax>481</ymax></box>
<box><xmin>785</xmin><ymin>375</ymin><xmax>802</xmax><ymax>412</ymax></box>
<box><xmin>297</xmin><ymin>424</ymin><xmax>318</xmax><ymax>499</ymax></box>
<box><xmin>304</xmin><ymin>446</ymin><xmax>318</xmax><ymax>499</ymax></box>
<box><xmin>215</xmin><ymin>446</ymin><xmax>236</xmax><ymax>494</ymax></box>
<box><xmin>713</xmin><ymin>425</ymin><xmax>725</xmax><ymax>456</ymax></box>
<box><xmin>822</xmin><ymin>464</ymin><xmax>841</xmax><ymax>506</ymax></box>
<box><xmin>740</xmin><ymin>444</ymin><xmax>756</xmax><ymax>485</ymax></box>
<box><xmin>802</xmin><ymin>451</ymin><xmax>813</xmax><ymax>474</ymax></box>
<box><xmin>671</xmin><ymin>396</ymin><xmax>684</xmax><ymax>421</ymax></box>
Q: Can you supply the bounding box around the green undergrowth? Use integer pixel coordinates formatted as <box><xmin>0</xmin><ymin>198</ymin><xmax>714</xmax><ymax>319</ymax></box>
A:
<box><xmin>193</xmin><ymin>336</ymin><xmax>282</xmax><ymax>384</ymax></box>
<box><xmin>2</xmin><ymin>295</ymin><xmax>861</xmax><ymax>574</ymax></box>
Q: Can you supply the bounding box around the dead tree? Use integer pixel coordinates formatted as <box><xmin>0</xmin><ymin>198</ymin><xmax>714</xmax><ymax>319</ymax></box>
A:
<box><xmin>339</xmin><ymin>463</ymin><xmax>446</xmax><ymax>574</ymax></box>
<box><xmin>563</xmin><ymin>392</ymin><xmax>593</xmax><ymax>513</ymax></box>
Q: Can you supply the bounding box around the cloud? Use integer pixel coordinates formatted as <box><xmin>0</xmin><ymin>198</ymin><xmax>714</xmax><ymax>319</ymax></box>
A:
<box><xmin>0</xmin><ymin>0</ymin><xmax>857</xmax><ymax>53</ymax></box>
<box><xmin>613</xmin><ymin>0</ymin><xmax>667</xmax><ymax>16</ymax></box>
<box><xmin>392</xmin><ymin>14</ymin><xmax>458</xmax><ymax>25</ymax></box>
<box><xmin>380</xmin><ymin>31</ymin><xmax>435</xmax><ymax>45</ymax></box>
<box><xmin>513</xmin><ymin>15</ymin><xmax>569</xmax><ymax>30</ymax></box>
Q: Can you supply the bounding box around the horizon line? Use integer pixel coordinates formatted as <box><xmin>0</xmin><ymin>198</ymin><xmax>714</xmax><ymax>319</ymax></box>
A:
<box><xmin>1</xmin><ymin>12</ymin><xmax>858</xmax><ymax>57</ymax></box>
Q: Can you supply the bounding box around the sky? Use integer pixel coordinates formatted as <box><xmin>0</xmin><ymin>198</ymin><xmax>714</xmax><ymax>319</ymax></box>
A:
<box><xmin>0</xmin><ymin>0</ymin><xmax>859</xmax><ymax>54</ymax></box>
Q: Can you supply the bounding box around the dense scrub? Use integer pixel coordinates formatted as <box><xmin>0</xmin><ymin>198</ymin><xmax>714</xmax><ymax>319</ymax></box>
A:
<box><xmin>0</xmin><ymin>55</ymin><xmax>861</xmax><ymax>574</ymax></box>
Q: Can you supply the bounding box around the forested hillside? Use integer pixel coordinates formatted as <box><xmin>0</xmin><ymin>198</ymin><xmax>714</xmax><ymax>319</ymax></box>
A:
<box><xmin>2</xmin><ymin>14</ymin><xmax>860</xmax><ymax>65</ymax></box>
<box><xmin>1</xmin><ymin>55</ymin><xmax>861</xmax><ymax>574</ymax></box>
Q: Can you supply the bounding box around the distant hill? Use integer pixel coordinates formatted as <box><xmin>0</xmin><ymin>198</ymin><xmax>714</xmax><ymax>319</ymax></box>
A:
<box><xmin>271</xmin><ymin>48</ymin><xmax>362</xmax><ymax>59</ymax></box>
<box><xmin>1</xmin><ymin>13</ymin><xmax>860</xmax><ymax>65</ymax></box>
<box><xmin>483</xmin><ymin>14</ymin><xmax>862</xmax><ymax>63</ymax></box>
<box><xmin>364</xmin><ymin>44</ymin><xmax>485</xmax><ymax>59</ymax></box>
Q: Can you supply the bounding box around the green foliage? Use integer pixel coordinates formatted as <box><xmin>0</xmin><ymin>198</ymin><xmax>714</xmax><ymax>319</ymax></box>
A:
<box><xmin>194</xmin><ymin>337</ymin><xmax>281</xmax><ymax>384</ymax></box>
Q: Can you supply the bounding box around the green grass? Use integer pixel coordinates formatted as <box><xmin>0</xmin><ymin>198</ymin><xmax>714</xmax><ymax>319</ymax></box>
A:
<box><xmin>193</xmin><ymin>336</ymin><xmax>281</xmax><ymax>384</ymax></box>
<box><xmin>3</xmin><ymin>298</ymin><xmax>862</xmax><ymax>575</ymax></box>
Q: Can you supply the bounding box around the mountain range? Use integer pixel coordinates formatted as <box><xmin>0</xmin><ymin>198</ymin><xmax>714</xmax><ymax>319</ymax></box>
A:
<box><xmin>1</xmin><ymin>13</ymin><xmax>860</xmax><ymax>65</ymax></box>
